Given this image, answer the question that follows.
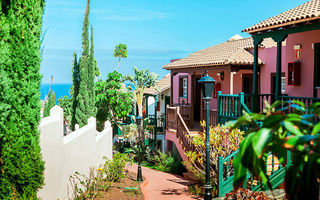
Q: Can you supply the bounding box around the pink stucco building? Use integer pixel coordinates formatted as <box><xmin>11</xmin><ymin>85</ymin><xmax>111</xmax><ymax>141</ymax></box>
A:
<box><xmin>162</xmin><ymin>0</ymin><xmax>320</xmax><ymax>160</ymax></box>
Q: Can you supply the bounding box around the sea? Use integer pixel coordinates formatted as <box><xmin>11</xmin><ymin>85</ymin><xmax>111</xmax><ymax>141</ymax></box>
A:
<box><xmin>40</xmin><ymin>84</ymin><xmax>72</xmax><ymax>104</ymax></box>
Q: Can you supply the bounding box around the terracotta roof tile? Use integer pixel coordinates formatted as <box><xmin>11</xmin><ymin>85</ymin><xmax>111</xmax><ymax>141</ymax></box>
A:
<box><xmin>163</xmin><ymin>37</ymin><xmax>275</xmax><ymax>70</ymax></box>
<box><xmin>243</xmin><ymin>0</ymin><xmax>320</xmax><ymax>33</ymax></box>
<box><xmin>144</xmin><ymin>74</ymin><xmax>171</xmax><ymax>95</ymax></box>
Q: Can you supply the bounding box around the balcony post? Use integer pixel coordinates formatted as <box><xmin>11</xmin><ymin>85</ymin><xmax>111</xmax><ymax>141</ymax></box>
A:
<box><xmin>272</xmin><ymin>34</ymin><xmax>287</xmax><ymax>101</ymax></box>
<box><xmin>252</xmin><ymin>38</ymin><xmax>262</xmax><ymax>113</ymax></box>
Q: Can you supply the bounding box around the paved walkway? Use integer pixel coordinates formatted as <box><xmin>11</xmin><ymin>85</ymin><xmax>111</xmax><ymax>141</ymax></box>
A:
<box><xmin>126</xmin><ymin>163</ymin><xmax>201</xmax><ymax>200</ymax></box>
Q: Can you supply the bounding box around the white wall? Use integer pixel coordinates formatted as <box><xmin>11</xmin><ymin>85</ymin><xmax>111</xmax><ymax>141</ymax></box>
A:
<box><xmin>147</xmin><ymin>96</ymin><xmax>155</xmax><ymax>116</ymax></box>
<box><xmin>38</xmin><ymin>106</ymin><xmax>113</xmax><ymax>200</ymax></box>
<box><xmin>158</xmin><ymin>88</ymin><xmax>171</xmax><ymax>118</ymax></box>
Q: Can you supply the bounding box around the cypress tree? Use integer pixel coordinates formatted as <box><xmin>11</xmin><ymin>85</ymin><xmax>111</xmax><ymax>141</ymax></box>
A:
<box><xmin>91</xmin><ymin>26</ymin><xmax>100</xmax><ymax>78</ymax></box>
<box><xmin>43</xmin><ymin>90</ymin><xmax>56</xmax><ymax>118</ymax></box>
<box><xmin>71</xmin><ymin>52</ymin><xmax>80</xmax><ymax>130</ymax></box>
<box><xmin>89</xmin><ymin>25</ymin><xmax>97</xmax><ymax>117</ymax></box>
<box><xmin>75</xmin><ymin>0</ymin><xmax>92</xmax><ymax>127</ymax></box>
<box><xmin>0</xmin><ymin>0</ymin><xmax>45</xmax><ymax>198</ymax></box>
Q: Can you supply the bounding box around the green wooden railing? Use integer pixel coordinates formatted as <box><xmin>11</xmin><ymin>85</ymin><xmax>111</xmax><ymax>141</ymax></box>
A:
<box><xmin>217</xmin><ymin>91</ymin><xmax>242</xmax><ymax>124</ymax></box>
<box><xmin>280</xmin><ymin>96</ymin><xmax>320</xmax><ymax>113</ymax></box>
<box><xmin>218</xmin><ymin>147</ymin><xmax>292</xmax><ymax>196</ymax></box>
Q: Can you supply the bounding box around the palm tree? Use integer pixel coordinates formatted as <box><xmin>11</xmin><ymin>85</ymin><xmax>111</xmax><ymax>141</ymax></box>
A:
<box><xmin>124</xmin><ymin>66</ymin><xmax>158</xmax><ymax>117</ymax></box>
<box><xmin>114</xmin><ymin>44</ymin><xmax>128</xmax><ymax>71</ymax></box>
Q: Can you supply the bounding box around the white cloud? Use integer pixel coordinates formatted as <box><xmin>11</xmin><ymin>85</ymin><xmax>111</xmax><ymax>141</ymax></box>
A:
<box><xmin>99</xmin><ymin>9</ymin><xmax>175</xmax><ymax>21</ymax></box>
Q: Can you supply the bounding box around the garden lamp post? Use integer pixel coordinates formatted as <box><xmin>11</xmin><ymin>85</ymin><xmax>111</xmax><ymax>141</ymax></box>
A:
<box><xmin>136</xmin><ymin>116</ymin><xmax>143</xmax><ymax>182</ymax></box>
<box><xmin>198</xmin><ymin>71</ymin><xmax>215</xmax><ymax>200</ymax></box>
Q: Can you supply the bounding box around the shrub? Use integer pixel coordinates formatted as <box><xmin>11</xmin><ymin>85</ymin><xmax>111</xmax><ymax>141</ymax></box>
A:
<box><xmin>185</xmin><ymin>124</ymin><xmax>244</xmax><ymax>186</ymax></box>
<box><xmin>70</xmin><ymin>153</ymin><xmax>131</xmax><ymax>199</ymax></box>
<box><xmin>103</xmin><ymin>153</ymin><xmax>131</xmax><ymax>182</ymax></box>
<box><xmin>224</xmin><ymin>188</ymin><xmax>270</xmax><ymax>200</ymax></box>
<box><xmin>70</xmin><ymin>168</ymin><xmax>107</xmax><ymax>200</ymax></box>
<box><xmin>150</xmin><ymin>150</ymin><xmax>186</xmax><ymax>175</ymax></box>
<box><xmin>0</xmin><ymin>0</ymin><xmax>45</xmax><ymax>198</ymax></box>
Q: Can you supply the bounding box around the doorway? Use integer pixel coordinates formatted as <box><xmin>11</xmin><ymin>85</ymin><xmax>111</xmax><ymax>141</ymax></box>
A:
<box><xmin>242</xmin><ymin>74</ymin><xmax>253</xmax><ymax>94</ymax></box>
<box><xmin>193</xmin><ymin>76</ymin><xmax>201</xmax><ymax>121</ymax></box>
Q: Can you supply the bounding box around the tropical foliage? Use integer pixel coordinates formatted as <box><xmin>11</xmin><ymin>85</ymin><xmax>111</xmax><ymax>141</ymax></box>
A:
<box><xmin>95</xmin><ymin>71</ymin><xmax>133</xmax><ymax>130</ymax></box>
<box><xmin>124</xmin><ymin>66</ymin><xmax>158</xmax><ymax>117</ymax></box>
<box><xmin>230</xmin><ymin>100</ymin><xmax>320</xmax><ymax>200</ymax></box>
<box><xmin>0</xmin><ymin>0</ymin><xmax>45</xmax><ymax>198</ymax></box>
<box><xmin>185</xmin><ymin>124</ymin><xmax>244</xmax><ymax>186</ymax></box>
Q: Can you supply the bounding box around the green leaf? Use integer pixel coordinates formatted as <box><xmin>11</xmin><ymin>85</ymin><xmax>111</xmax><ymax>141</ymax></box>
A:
<box><xmin>281</xmin><ymin>120</ymin><xmax>303</xmax><ymax>136</ymax></box>
<box><xmin>311</xmin><ymin>123</ymin><xmax>320</xmax><ymax>135</ymax></box>
<box><xmin>252</xmin><ymin>128</ymin><xmax>271</xmax><ymax>158</ymax></box>
<box><xmin>290</xmin><ymin>100</ymin><xmax>306</xmax><ymax>108</ymax></box>
<box><xmin>284</xmin><ymin>135</ymin><xmax>319</xmax><ymax>149</ymax></box>
<box><xmin>290</xmin><ymin>104</ymin><xmax>306</xmax><ymax>112</ymax></box>
<box><xmin>263</xmin><ymin>115</ymin><xmax>284</xmax><ymax>128</ymax></box>
<box><xmin>233</xmin><ymin>133</ymin><xmax>255</xmax><ymax>187</ymax></box>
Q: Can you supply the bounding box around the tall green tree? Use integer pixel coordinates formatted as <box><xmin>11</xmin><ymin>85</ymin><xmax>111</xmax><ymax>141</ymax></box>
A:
<box><xmin>90</xmin><ymin>26</ymin><xmax>100</xmax><ymax>78</ymax></box>
<box><xmin>43</xmin><ymin>90</ymin><xmax>56</xmax><ymax>118</ymax></box>
<box><xmin>0</xmin><ymin>0</ymin><xmax>45</xmax><ymax>198</ymax></box>
<box><xmin>71</xmin><ymin>53</ymin><xmax>80</xmax><ymax>130</ymax></box>
<box><xmin>114</xmin><ymin>44</ymin><xmax>127</xmax><ymax>71</ymax></box>
<box><xmin>74</xmin><ymin>0</ymin><xmax>96</xmax><ymax>127</ymax></box>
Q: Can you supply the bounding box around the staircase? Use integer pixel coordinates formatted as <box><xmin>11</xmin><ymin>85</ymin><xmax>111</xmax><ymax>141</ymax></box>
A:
<box><xmin>166</xmin><ymin>106</ymin><xmax>198</xmax><ymax>161</ymax></box>
<box><xmin>166</xmin><ymin>92</ymin><xmax>295</xmax><ymax>197</ymax></box>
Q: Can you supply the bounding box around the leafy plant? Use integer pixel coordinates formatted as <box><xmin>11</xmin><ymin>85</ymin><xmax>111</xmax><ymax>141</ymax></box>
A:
<box><xmin>224</xmin><ymin>188</ymin><xmax>270</xmax><ymax>200</ymax></box>
<box><xmin>150</xmin><ymin>150</ymin><xmax>186</xmax><ymax>175</ymax></box>
<box><xmin>70</xmin><ymin>168</ymin><xmax>108</xmax><ymax>200</ymax></box>
<box><xmin>95</xmin><ymin>71</ymin><xmax>133</xmax><ymax>131</ymax></box>
<box><xmin>70</xmin><ymin>153</ymin><xmax>131</xmax><ymax>199</ymax></box>
<box><xmin>103</xmin><ymin>153</ymin><xmax>132</xmax><ymax>182</ymax></box>
<box><xmin>185</xmin><ymin>124</ymin><xmax>244</xmax><ymax>186</ymax></box>
<box><xmin>230</xmin><ymin>100</ymin><xmax>320</xmax><ymax>199</ymax></box>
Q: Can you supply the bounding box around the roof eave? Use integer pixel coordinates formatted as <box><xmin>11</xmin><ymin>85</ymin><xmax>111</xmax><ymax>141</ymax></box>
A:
<box><xmin>243</xmin><ymin>16</ymin><xmax>320</xmax><ymax>34</ymax></box>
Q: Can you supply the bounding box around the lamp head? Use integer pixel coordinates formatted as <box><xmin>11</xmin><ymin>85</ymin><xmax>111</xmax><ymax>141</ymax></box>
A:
<box><xmin>197</xmin><ymin>71</ymin><xmax>216</xmax><ymax>100</ymax></box>
<box><xmin>136</xmin><ymin>116</ymin><xmax>143</xmax><ymax>126</ymax></box>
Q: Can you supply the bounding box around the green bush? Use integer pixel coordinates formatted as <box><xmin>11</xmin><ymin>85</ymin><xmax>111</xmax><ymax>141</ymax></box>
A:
<box><xmin>0</xmin><ymin>0</ymin><xmax>45</xmax><ymax>198</ymax></box>
<box><xmin>185</xmin><ymin>124</ymin><xmax>244</xmax><ymax>186</ymax></box>
<box><xmin>70</xmin><ymin>153</ymin><xmax>131</xmax><ymax>199</ymax></box>
<box><xmin>143</xmin><ymin>150</ymin><xmax>186</xmax><ymax>175</ymax></box>
<box><xmin>103</xmin><ymin>153</ymin><xmax>131</xmax><ymax>182</ymax></box>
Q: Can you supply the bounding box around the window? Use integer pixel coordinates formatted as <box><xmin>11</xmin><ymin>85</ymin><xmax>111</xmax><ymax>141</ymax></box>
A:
<box><xmin>281</xmin><ymin>76</ymin><xmax>286</xmax><ymax>94</ymax></box>
<box><xmin>179</xmin><ymin>77</ymin><xmax>188</xmax><ymax>97</ymax></box>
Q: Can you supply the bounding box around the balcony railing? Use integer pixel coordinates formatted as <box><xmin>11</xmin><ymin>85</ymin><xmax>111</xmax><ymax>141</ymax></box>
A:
<box><xmin>166</xmin><ymin>106</ymin><xmax>177</xmax><ymax>130</ymax></box>
<box><xmin>201</xmin><ymin>109</ymin><xmax>217</xmax><ymax>127</ymax></box>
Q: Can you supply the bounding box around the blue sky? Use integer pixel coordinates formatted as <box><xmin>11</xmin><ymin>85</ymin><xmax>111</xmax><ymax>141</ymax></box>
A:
<box><xmin>41</xmin><ymin>0</ymin><xmax>309</xmax><ymax>83</ymax></box>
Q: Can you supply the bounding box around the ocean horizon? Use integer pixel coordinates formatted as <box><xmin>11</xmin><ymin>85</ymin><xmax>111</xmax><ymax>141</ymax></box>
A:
<box><xmin>41</xmin><ymin>83</ymin><xmax>72</xmax><ymax>104</ymax></box>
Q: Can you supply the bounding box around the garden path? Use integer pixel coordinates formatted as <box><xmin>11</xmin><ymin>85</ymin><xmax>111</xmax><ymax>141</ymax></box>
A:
<box><xmin>126</xmin><ymin>163</ymin><xmax>201</xmax><ymax>200</ymax></box>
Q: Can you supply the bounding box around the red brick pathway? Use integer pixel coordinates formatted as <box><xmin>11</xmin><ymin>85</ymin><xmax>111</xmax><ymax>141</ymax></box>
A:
<box><xmin>126</xmin><ymin>163</ymin><xmax>201</xmax><ymax>200</ymax></box>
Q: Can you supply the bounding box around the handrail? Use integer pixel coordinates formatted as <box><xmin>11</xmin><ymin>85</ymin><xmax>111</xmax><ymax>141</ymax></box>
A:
<box><xmin>280</xmin><ymin>95</ymin><xmax>320</xmax><ymax>101</ymax></box>
<box><xmin>240</xmin><ymin>102</ymin><xmax>251</xmax><ymax>114</ymax></box>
